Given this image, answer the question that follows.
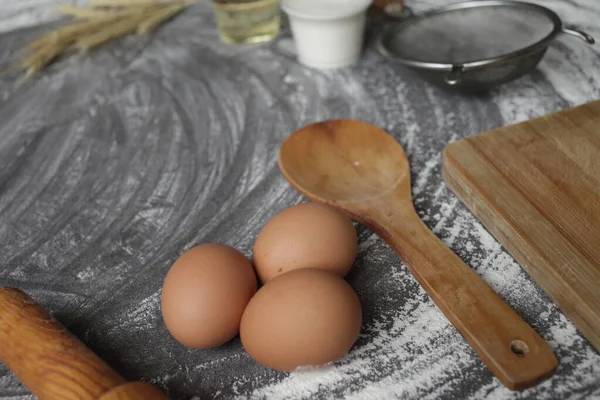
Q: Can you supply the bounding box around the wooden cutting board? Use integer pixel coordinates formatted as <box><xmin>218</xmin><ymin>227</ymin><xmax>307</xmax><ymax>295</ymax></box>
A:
<box><xmin>443</xmin><ymin>100</ymin><xmax>600</xmax><ymax>351</ymax></box>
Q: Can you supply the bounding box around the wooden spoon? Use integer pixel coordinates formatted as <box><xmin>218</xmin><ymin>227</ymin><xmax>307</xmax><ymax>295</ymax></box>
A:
<box><xmin>278</xmin><ymin>119</ymin><xmax>557</xmax><ymax>390</ymax></box>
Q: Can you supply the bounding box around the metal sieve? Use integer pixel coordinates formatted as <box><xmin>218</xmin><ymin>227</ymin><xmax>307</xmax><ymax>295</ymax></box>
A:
<box><xmin>377</xmin><ymin>0</ymin><xmax>595</xmax><ymax>91</ymax></box>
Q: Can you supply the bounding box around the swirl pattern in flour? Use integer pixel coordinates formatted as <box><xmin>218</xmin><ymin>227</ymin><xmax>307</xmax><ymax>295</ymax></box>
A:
<box><xmin>0</xmin><ymin>2</ymin><xmax>599</xmax><ymax>399</ymax></box>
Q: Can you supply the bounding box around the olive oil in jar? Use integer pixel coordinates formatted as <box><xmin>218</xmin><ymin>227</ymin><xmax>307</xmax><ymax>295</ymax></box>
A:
<box><xmin>213</xmin><ymin>0</ymin><xmax>281</xmax><ymax>44</ymax></box>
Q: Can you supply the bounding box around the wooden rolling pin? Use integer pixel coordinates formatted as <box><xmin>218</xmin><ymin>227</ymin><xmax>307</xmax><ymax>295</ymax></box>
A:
<box><xmin>0</xmin><ymin>288</ymin><xmax>167</xmax><ymax>400</ymax></box>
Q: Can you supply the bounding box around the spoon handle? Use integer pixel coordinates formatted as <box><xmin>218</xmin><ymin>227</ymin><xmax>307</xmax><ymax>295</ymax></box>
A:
<box><xmin>369</xmin><ymin>206</ymin><xmax>557</xmax><ymax>390</ymax></box>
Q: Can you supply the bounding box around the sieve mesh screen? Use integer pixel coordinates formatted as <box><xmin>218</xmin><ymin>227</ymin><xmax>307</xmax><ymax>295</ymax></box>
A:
<box><xmin>382</xmin><ymin>3</ymin><xmax>557</xmax><ymax>64</ymax></box>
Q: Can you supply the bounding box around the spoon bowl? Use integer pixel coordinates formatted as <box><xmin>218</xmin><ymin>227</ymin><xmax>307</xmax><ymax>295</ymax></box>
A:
<box><xmin>279</xmin><ymin>120</ymin><xmax>409</xmax><ymax>202</ymax></box>
<box><xmin>278</xmin><ymin>119</ymin><xmax>557</xmax><ymax>390</ymax></box>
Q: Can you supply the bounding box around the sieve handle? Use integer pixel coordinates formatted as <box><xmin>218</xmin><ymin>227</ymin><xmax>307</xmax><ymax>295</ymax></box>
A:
<box><xmin>445</xmin><ymin>66</ymin><xmax>463</xmax><ymax>86</ymax></box>
<box><xmin>562</xmin><ymin>27</ymin><xmax>595</xmax><ymax>44</ymax></box>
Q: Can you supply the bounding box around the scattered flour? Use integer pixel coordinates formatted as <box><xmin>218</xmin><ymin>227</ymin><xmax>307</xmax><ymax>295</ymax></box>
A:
<box><xmin>0</xmin><ymin>1</ymin><xmax>599</xmax><ymax>399</ymax></box>
<box><xmin>76</xmin><ymin>268</ymin><xmax>95</xmax><ymax>281</ymax></box>
<box><xmin>413</xmin><ymin>154</ymin><xmax>441</xmax><ymax>197</ymax></box>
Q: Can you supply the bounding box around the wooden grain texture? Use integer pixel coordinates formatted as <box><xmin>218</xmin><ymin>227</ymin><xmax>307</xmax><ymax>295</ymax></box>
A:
<box><xmin>0</xmin><ymin>288</ymin><xmax>166</xmax><ymax>400</ymax></box>
<box><xmin>99</xmin><ymin>382</ymin><xmax>168</xmax><ymax>400</ymax></box>
<box><xmin>278</xmin><ymin>120</ymin><xmax>558</xmax><ymax>390</ymax></box>
<box><xmin>443</xmin><ymin>100</ymin><xmax>600</xmax><ymax>352</ymax></box>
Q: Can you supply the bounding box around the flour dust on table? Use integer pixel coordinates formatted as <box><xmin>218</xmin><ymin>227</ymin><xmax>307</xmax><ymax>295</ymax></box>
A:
<box><xmin>0</xmin><ymin>1</ymin><xmax>599</xmax><ymax>399</ymax></box>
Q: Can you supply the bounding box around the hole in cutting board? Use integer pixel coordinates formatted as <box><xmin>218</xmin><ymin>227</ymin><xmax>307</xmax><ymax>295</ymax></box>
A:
<box><xmin>510</xmin><ymin>340</ymin><xmax>529</xmax><ymax>356</ymax></box>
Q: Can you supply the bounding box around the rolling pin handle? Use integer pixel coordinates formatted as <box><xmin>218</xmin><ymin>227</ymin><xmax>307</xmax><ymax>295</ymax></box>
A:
<box><xmin>0</xmin><ymin>288</ymin><xmax>167</xmax><ymax>400</ymax></box>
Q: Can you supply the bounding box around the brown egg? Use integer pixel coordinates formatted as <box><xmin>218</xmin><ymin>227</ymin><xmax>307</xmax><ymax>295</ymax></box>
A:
<box><xmin>240</xmin><ymin>268</ymin><xmax>362</xmax><ymax>371</ymax></box>
<box><xmin>161</xmin><ymin>243</ymin><xmax>257</xmax><ymax>349</ymax></box>
<box><xmin>252</xmin><ymin>203</ymin><xmax>358</xmax><ymax>283</ymax></box>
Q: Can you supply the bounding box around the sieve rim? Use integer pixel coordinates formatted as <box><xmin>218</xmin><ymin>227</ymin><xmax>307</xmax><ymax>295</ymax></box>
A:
<box><xmin>377</xmin><ymin>0</ymin><xmax>563</xmax><ymax>71</ymax></box>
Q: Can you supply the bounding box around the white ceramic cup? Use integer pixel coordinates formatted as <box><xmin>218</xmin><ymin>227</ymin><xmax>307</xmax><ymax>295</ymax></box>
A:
<box><xmin>281</xmin><ymin>0</ymin><xmax>372</xmax><ymax>69</ymax></box>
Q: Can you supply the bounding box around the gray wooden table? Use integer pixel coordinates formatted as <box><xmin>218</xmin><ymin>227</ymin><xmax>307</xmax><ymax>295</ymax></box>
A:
<box><xmin>0</xmin><ymin>1</ymin><xmax>599</xmax><ymax>399</ymax></box>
